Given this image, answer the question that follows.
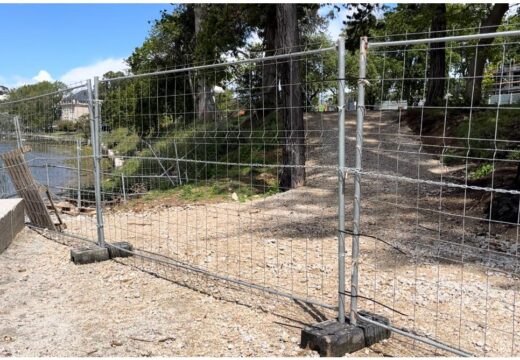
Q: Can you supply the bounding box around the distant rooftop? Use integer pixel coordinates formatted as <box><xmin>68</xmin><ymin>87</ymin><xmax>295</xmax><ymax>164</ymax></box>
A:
<box><xmin>62</xmin><ymin>89</ymin><xmax>88</xmax><ymax>103</ymax></box>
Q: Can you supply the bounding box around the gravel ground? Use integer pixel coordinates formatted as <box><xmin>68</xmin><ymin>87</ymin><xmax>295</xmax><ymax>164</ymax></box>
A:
<box><xmin>1</xmin><ymin>111</ymin><xmax>519</xmax><ymax>357</ymax></box>
<box><xmin>0</xmin><ymin>228</ymin><xmax>321</xmax><ymax>357</ymax></box>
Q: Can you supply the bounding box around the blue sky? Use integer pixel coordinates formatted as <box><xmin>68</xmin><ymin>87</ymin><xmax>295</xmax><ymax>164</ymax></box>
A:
<box><xmin>0</xmin><ymin>3</ymin><xmax>354</xmax><ymax>89</ymax></box>
<box><xmin>0</xmin><ymin>3</ymin><xmax>171</xmax><ymax>87</ymax></box>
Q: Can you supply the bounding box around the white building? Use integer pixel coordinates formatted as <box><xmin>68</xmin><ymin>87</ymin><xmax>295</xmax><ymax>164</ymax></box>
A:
<box><xmin>60</xmin><ymin>90</ymin><xmax>89</xmax><ymax>122</ymax></box>
<box><xmin>488</xmin><ymin>63</ymin><xmax>520</xmax><ymax>105</ymax></box>
<box><xmin>60</xmin><ymin>100</ymin><xmax>89</xmax><ymax>122</ymax></box>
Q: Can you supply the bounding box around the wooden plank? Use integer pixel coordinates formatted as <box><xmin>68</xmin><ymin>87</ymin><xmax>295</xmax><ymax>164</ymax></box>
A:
<box><xmin>1</xmin><ymin>148</ymin><xmax>57</xmax><ymax>231</ymax></box>
<box><xmin>3</xmin><ymin>152</ymin><xmax>43</xmax><ymax>226</ymax></box>
<box><xmin>4</xmin><ymin>152</ymin><xmax>46</xmax><ymax>227</ymax></box>
<box><xmin>6</xmin><ymin>148</ymin><xmax>53</xmax><ymax>229</ymax></box>
<box><xmin>45</xmin><ymin>188</ymin><xmax>64</xmax><ymax>229</ymax></box>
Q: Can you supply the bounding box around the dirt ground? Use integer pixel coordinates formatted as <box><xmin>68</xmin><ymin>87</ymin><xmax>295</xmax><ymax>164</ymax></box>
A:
<box><xmin>2</xmin><ymin>111</ymin><xmax>520</xmax><ymax>356</ymax></box>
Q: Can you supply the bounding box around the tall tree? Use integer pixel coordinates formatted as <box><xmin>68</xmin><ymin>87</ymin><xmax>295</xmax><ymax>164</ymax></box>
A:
<box><xmin>276</xmin><ymin>4</ymin><xmax>305</xmax><ymax>189</ymax></box>
<box><xmin>193</xmin><ymin>5</ymin><xmax>216</xmax><ymax>122</ymax></box>
<box><xmin>426</xmin><ymin>4</ymin><xmax>447</xmax><ymax>106</ymax></box>
<box><xmin>127</xmin><ymin>4</ymin><xmax>255</xmax><ymax>129</ymax></box>
<box><xmin>464</xmin><ymin>4</ymin><xmax>510</xmax><ymax>105</ymax></box>
<box><xmin>5</xmin><ymin>81</ymin><xmax>66</xmax><ymax>132</ymax></box>
<box><xmin>126</xmin><ymin>4</ymin><xmax>326</xmax><ymax>189</ymax></box>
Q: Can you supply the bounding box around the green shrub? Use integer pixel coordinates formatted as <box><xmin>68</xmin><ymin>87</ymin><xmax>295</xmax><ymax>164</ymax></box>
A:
<box><xmin>507</xmin><ymin>150</ymin><xmax>520</xmax><ymax>160</ymax></box>
<box><xmin>113</xmin><ymin>133</ymin><xmax>140</xmax><ymax>156</ymax></box>
<box><xmin>469</xmin><ymin>163</ymin><xmax>494</xmax><ymax>180</ymax></box>
<box><xmin>55</xmin><ymin>120</ymin><xmax>77</xmax><ymax>132</ymax></box>
<box><xmin>104</xmin><ymin>110</ymin><xmax>282</xmax><ymax>201</ymax></box>
<box><xmin>104</xmin><ymin>127</ymin><xmax>131</xmax><ymax>148</ymax></box>
<box><xmin>75</xmin><ymin>115</ymin><xmax>91</xmax><ymax>140</ymax></box>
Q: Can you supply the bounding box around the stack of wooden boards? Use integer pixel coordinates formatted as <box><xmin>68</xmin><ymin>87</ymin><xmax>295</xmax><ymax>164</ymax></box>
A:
<box><xmin>1</xmin><ymin>146</ymin><xmax>63</xmax><ymax>231</ymax></box>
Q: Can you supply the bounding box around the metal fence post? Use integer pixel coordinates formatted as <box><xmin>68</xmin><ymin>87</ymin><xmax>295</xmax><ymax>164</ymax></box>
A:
<box><xmin>45</xmin><ymin>161</ymin><xmax>50</xmax><ymax>189</ymax></box>
<box><xmin>14</xmin><ymin>116</ymin><xmax>22</xmax><ymax>149</ymax></box>
<box><xmin>350</xmin><ymin>36</ymin><xmax>368</xmax><ymax>325</ymax></box>
<box><xmin>173</xmin><ymin>139</ymin><xmax>182</xmax><ymax>185</ymax></box>
<box><xmin>76</xmin><ymin>138</ymin><xmax>82</xmax><ymax>209</ymax></box>
<box><xmin>87</xmin><ymin>78</ymin><xmax>106</xmax><ymax>247</ymax></box>
<box><xmin>121</xmin><ymin>173</ymin><xmax>126</xmax><ymax>202</ymax></box>
<box><xmin>337</xmin><ymin>36</ymin><xmax>346</xmax><ymax>324</ymax></box>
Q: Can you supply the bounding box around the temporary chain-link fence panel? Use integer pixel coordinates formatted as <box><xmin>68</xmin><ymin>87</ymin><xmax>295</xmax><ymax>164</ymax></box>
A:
<box><xmin>0</xmin><ymin>82</ymin><xmax>100</xmax><ymax>244</ymax></box>
<box><xmin>350</xmin><ymin>28</ymin><xmax>520</xmax><ymax>356</ymax></box>
<box><xmin>80</xmin><ymin>43</ymin><xmax>350</xmax><ymax>312</ymax></box>
<box><xmin>3</xmin><ymin>28</ymin><xmax>520</xmax><ymax>356</ymax></box>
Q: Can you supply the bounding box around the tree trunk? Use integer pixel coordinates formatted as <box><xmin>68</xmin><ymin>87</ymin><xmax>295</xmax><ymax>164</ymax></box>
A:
<box><xmin>262</xmin><ymin>7</ymin><xmax>278</xmax><ymax>109</ymax></box>
<box><xmin>276</xmin><ymin>4</ymin><xmax>305</xmax><ymax>190</ymax></box>
<box><xmin>464</xmin><ymin>4</ymin><xmax>509</xmax><ymax>106</ymax></box>
<box><xmin>194</xmin><ymin>5</ymin><xmax>216</xmax><ymax>122</ymax></box>
<box><xmin>425</xmin><ymin>4</ymin><xmax>446</xmax><ymax>107</ymax></box>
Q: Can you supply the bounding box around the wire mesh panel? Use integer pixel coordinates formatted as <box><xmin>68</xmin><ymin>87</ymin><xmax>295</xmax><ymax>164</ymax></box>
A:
<box><xmin>0</xmin><ymin>82</ymin><xmax>99</xmax><ymax>243</ymax></box>
<box><xmin>87</xmin><ymin>45</ymin><xmax>346</xmax><ymax>310</ymax></box>
<box><xmin>352</xmin><ymin>29</ymin><xmax>520</xmax><ymax>355</ymax></box>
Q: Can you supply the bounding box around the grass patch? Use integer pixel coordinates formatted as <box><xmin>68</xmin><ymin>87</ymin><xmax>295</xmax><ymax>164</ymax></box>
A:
<box><xmin>102</xmin><ymin>110</ymin><xmax>282</xmax><ymax>202</ymax></box>
<box><xmin>132</xmin><ymin>178</ymin><xmax>278</xmax><ymax>206</ymax></box>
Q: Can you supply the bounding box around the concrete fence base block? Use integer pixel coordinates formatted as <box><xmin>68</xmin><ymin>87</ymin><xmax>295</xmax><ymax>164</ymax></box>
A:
<box><xmin>300</xmin><ymin>311</ymin><xmax>390</xmax><ymax>357</ymax></box>
<box><xmin>0</xmin><ymin>199</ymin><xmax>24</xmax><ymax>255</ymax></box>
<box><xmin>71</xmin><ymin>241</ymin><xmax>133</xmax><ymax>265</ymax></box>
<box><xmin>70</xmin><ymin>246</ymin><xmax>110</xmax><ymax>265</ymax></box>
<box><xmin>107</xmin><ymin>241</ymin><xmax>134</xmax><ymax>259</ymax></box>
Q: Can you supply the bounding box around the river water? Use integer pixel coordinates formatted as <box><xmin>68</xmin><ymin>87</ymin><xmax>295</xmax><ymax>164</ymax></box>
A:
<box><xmin>0</xmin><ymin>138</ymin><xmax>79</xmax><ymax>199</ymax></box>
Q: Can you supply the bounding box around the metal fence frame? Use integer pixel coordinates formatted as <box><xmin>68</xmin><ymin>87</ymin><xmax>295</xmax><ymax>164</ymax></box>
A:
<box><xmin>89</xmin><ymin>41</ymin><xmax>344</xmax><ymax>310</ymax></box>
<box><xmin>2</xmin><ymin>29</ymin><xmax>520</xmax><ymax>356</ymax></box>
<box><xmin>349</xmin><ymin>29</ymin><xmax>520</xmax><ymax>356</ymax></box>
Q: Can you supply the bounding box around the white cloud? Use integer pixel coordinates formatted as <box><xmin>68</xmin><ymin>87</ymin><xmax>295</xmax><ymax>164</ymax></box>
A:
<box><xmin>5</xmin><ymin>78</ymin><xmax>25</xmax><ymax>88</ymax></box>
<box><xmin>59</xmin><ymin>58</ymin><xmax>129</xmax><ymax>84</ymax></box>
<box><xmin>1</xmin><ymin>71</ymin><xmax>54</xmax><ymax>88</ymax></box>
<box><xmin>0</xmin><ymin>58</ymin><xmax>129</xmax><ymax>89</ymax></box>
<box><xmin>33</xmin><ymin>70</ymin><xmax>54</xmax><ymax>83</ymax></box>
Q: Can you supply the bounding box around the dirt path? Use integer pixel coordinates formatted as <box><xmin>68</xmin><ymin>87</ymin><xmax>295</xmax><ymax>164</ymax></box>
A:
<box><xmin>1</xmin><ymin>110</ymin><xmax>519</xmax><ymax>356</ymax></box>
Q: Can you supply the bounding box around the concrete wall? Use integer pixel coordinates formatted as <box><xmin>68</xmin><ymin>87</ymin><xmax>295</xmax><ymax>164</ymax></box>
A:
<box><xmin>0</xmin><ymin>199</ymin><xmax>24</xmax><ymax>254</ymax></box>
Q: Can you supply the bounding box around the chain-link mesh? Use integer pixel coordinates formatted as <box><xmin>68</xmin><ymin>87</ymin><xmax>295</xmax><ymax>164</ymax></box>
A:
<box><xmin>0</xmin><ymin>82</ymin><xmax>99</xmax><ymax>243</ymax></box>
<box><xmin>3</xmin><ymin>28</ymin><xmax>520</xmax><ymax>356</ymax></box>
<box><xmin>351</xmin><ymin>29</ymin><xmax>520</xmax><ymax>356</ymax></box>
<box><xmin>82</xmin><ymin>45</ymin><xmax>347</xmax><ymax>311</ymax></box>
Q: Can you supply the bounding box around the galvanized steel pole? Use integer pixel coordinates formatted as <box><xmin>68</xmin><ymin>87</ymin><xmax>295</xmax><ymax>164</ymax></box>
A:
<box><xmin>368</xmin><ymin>29</ymin><xmax>520</xmax><ymax>49</ymax></box>
<box><xmin>337</xmin><ymin>36</ymin><xmax>346</xmax><ymax>324</ymax></box>
<box><xmin>45</xmin><ymin>161</ymin><xmax>50</xmax><ymax>189</ymax></box>
<box><xmin>87</xmin><ymin>78</ymin><xmax>106</xmax><ymax>247</ymax></box>
<box><xmin>121</xmin><ymin>173</ymin><xmax>126</xmax><ymax>202</ymax></box>
<box><xmin>14</xmin><ymin>116</ymin><xmax>22</xmax><ymax>149</ymax></box>
<box><xmin>351</xmin><ymin>36</ymin><xmax>368</xmax><ymax>325</ymax></box>
<box><xmin>76</xmin><ymin>138</ymin><xmax>82</xmax><ymax>209</ymax></box>
<box><xmin>100</xmin><ymin>46</ymin><xmax>337</xmax><ymax>83</ymax></box>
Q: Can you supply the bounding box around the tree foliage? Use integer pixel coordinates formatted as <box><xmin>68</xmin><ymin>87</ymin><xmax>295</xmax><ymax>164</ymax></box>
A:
<box><xmin>2</xmin><ymin>81</ymin><xmax>67</xmax><ymax>132</ymax></box>
<box><xmin>343</xmin><ymin>3</ymin><xmax>514</xmax><ymax>107</ymax></box>
<box><xmin>94</xmin><ymin>3</ymin><xmax>520</xmax><ymax>194</ymax></box>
